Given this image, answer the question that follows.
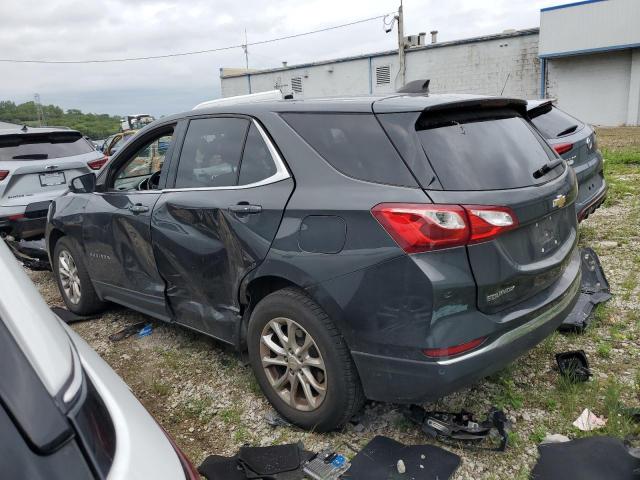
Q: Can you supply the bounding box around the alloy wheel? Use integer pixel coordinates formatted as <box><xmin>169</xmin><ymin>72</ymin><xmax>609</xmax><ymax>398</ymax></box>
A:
<box><xmin>58</xmin><ymin>250</ymin><xmax>81</xmax><ymax>305</ymax></box>
<box><xmin>259</xmin><ymin>317</ymin><xmax>327</xmax><ymax>412</ymax></box>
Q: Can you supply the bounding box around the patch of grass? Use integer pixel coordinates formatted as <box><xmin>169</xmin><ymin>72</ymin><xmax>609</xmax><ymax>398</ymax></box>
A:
<box><xmin>234</xmin><ymin>426</ymin><xmax>250</xmax><ymax>443</ymax></box>
<box><xmin>493</xmin><ymin>377</ymin><xmax>524</xmax><ymax>410</ymax></box>
<box><xmin>620</xmin><ymin>271</ymin><xmax>637</xmax><ymax>301</ymax></box>
<box><xmin>596</xmin><ymin>341</ymin><xmax>612</xmax><ymax>359</ymax></box>
<box><xmin>393</xmin><ymin>415</ymin><xmax>414</xmax><ymax>433</ymax></box>
<box><xmin>218</xmin><ymin>406</ymin><xmax>243</xmax><ymax>425</ymax></box>
<box><xmin>151</xmin><ymin>378</ymin><xmax>171</xmax><ymax>397</ymax></box>
<box><xmin>184</xmin><ymin>397</ymin><xmax>213</xmax><ymax>420</ymax></box>
<box><xmin>602</xmin><ymin>148</ymin><xmax>640</xmax><ymax>165</ymax></box>
<box><xmin>529</xmin><ymin>424</ymin><xmax>547</xmax><ymax>444</ymax></box>
<box><xmin>507</xmin><ymin>431</ymin><xmax>521</xmax><ymax>448</ymax></box>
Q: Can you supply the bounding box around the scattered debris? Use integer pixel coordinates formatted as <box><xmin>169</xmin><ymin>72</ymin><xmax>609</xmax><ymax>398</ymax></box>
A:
<box><xmin>541</xmin><ymin>433</ymin><xmax>571</xmax><ymax>444</ymax></box>
<box><xmin>572</xmin><ymin>408</ymin><xmax>607</xmax><ymax>431</ymax></box>
<box><xmin>198</xmin><ymin>443</ymin><xmax>314</xmax><ymax>480</ymax></box>
<box><xmin>560</xmin><ymin>248</ymin><xmax>612</xmax><ymax>331</ymax></box>
<box><xmin>556</xmin><ymin>350</ymin><xmax>592</xmax><ymax>382</ymax></box>
<box><xmin>5</xmin><ymin>237</ymin><xmax>50</xmax><ymax>270</ymax></box>
<box><xmin>342</xmin><ymin>435</ymin><xmax>460</xmax><ymax>480</ymax></box>
<box><xmin>50</xmin><ymin>306</ymin><xmax>100</xmax><ymax>324</ymax></box>
<box><xmin>303</xmin><ymin>449</ymin><xmax>351</xmax><ymax>480</ymax></box>
<box><xmin>265</xmin><ymin>410</ymin><xmax>293</xmax><ymax>428</ymax></box>
<box><xmin>404</xmin><ymin>406</ymin><xmax>510</xmax><ymax>451</ymax></box>
<box><xmin>108</xmin><ymin>321</ymin><xmax>148</xmax><ymax>342</ymax></box>
<box><xmin>532</xmin><ymin>436</ymin><xmax>640</xmax><ymax>479</ymax></box>
<box><xmin>138</xmin><ymin>323</ymin><xmax>153</xmax><ymax>337</ymax></box>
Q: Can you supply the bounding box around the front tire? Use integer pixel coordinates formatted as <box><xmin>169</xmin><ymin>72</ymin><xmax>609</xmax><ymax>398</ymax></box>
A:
<box><xmin>247</xmin><ymin>287</ymin><xmax>364</xmax><ymax>432</ymax></box>
<box><xmin>53</xmin><ymin>237</ymin><xmax>106</xmax><ymax>315</ymax></box>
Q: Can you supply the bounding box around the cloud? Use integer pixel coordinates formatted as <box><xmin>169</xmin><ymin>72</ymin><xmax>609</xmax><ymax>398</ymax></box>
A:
<box><xmin>0</xmin><ymin>0</ymin><xmax>551</xmax><ymax>115</ymax></box>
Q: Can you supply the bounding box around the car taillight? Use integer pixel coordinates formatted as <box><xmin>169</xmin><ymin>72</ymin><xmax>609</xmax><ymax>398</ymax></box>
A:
<box><xmin>423</xmin><ymin>336</ymin><xmax>486</xmax><ymax>358</ymax></box>
<box><xmin>371</xmin><ymin>203</ymin><xmax>518</xmax><ymax>253</ymax></box>
<box><xmin>553</xmin><ymin>143</ymin><xmax>573</xmax><ymax>155</ymax></box>
<box><xmin>87</xmin><ymin>156</ymin><xmax>108</xmax><ymax>170</ymax></box>
<box><xmin>0</xmin><ymin>170</ymin><xmax>9</xmax><ymax>181</ymax></box>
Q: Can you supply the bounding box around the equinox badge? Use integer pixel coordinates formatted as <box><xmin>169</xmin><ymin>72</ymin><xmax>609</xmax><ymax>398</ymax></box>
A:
<box><xmin>552</xmin><ymin>194</ymin><xmax>567</xmax><ymax>209</ymax></box>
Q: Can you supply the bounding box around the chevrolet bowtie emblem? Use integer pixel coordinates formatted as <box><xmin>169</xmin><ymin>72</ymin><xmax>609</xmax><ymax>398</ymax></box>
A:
<box><xmin>552</xmin><ymin>194</ymin><xmax>567</xmax><ymax>208</ymax></box>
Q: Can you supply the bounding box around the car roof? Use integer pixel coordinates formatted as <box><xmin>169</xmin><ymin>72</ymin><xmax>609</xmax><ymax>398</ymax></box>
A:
<box><xmin>157</xmin><ymin>93</ymin><xmax>528</xmax><ymax>125</ymax></box>
<box><xmin>0</xmin><ymin>239</ymin><xmax>74</xmax><ymax>398</ymax></box>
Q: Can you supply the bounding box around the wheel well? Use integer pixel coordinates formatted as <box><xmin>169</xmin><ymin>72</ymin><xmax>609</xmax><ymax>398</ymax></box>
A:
<box><xmin>48</xmin><ymin>229</ymin><xmax>65</xmax><ymax>257</ymax></box>
<box><xmin>237</xmin><ymin>275</ymin><xmax>300</xmax><ymax>349</ymax></box>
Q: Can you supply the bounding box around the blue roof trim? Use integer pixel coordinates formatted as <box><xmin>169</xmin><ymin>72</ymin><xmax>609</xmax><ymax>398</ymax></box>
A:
<box><xmin>541</xmin><ymin>0</ymin><xmax>606</xmax><ymax>12</ymax></box>
<box><xmin>540</xmin><ymin>41</ymin><xmax>640</xmax><ymax>58</ymax></box>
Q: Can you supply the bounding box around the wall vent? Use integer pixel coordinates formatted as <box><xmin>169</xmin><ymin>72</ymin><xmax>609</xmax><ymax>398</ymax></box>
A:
<box><xmin>291</xmin><ymin>77</ymin><xmax>303</xmax><ymax>93</ymax></box>
<box><xmin>376</xmin><ymin>65</ymin><xmax>391</xmax><ymax>85</ymax></box>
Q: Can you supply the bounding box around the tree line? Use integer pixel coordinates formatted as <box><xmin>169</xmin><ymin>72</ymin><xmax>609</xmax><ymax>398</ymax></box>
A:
<box><xmin>0</xmin><ymin>100</ymin><xmax>121</xmax><ymax>139</ymax></box>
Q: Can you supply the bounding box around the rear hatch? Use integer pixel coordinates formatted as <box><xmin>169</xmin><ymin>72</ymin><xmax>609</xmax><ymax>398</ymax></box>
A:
<box><xmin>376</xmin><ymin>97</ymin><xmax>578</xmax><ymax>313</ymax></box>
<box><xmin>0</xmin><ymin>131</ymin><xmax>101</xmax><ymax>207</ymax></box>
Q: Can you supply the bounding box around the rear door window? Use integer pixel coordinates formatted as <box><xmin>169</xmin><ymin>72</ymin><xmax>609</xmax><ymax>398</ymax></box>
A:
<box><xmin>281</xmin><ymin>113</ymin><xmax>417</xmax><ymax>187</ymax></box>
<box><xmin>530</xmin><ymin>106</ymin><xmax>583</xmax><ymax>139</ymax></box>
<box><xmin>0</xmin><ymin>132</ymin><xmax>94</xmax><ymax>161</ymax></box>
<box><xmin>175</xmin><ymin>117</ymin><xmax>249</xmax><ymax>188</ymax></box>
<box><xmin>413</xmin><ymin>109</ymin><xmax>561</xmax><ymax>191</ymax></box>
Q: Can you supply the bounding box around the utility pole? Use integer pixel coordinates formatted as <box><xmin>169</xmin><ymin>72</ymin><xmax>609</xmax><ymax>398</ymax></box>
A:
<box><xmin>242</xmin><ymin>28</ymin><xmax>249</xmax><ymax>70</ymax></box>
<box><xmin>34</xmin><ymin>93</ymin><xmax>45</xmax><ymax>127</ymax></box>
<box><xmin>397</xmin><ymin>1</ymin><xmax>406</xmax><ymax>87</ymax></box>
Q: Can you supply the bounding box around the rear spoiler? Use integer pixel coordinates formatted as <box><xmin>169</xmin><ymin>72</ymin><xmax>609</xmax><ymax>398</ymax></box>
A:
<box><xmin>526</xmin><ymin>99</ymin><xmax>556</xmax><ymax>119</ymax></box>
<box><xmin>0</xmin><ymin>131</ymin><xmax>82</xmax><ymax>147</ymax></box>
<box><xmin>421</xmin><ymin>97</ymin><xmax>528</xmax><ymax>116</ymax></box>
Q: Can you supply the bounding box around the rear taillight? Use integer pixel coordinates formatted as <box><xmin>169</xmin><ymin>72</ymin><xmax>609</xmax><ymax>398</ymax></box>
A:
<box><xmin>371</xmin><ymin>203</ymin><xmax>518</xmax><ymax>253</ymax></box>
<box><xmin>423</xmin><ymin>336</ymin><xmax>486</xmax><ymax>358</ymax></box>
<box><xmin>0</xmin><ymin>170</ymin><xmax>9</xmax><ymax>181</ymax></box>
<box><xmin>87</xmin><ymin>156</ymin><xmax>108</xmax><ymax>170</ymax></box>
<box><xmin>553</xmin><ymin>143</ymin><xmax>573</xmax><ymax>155</ymax></box>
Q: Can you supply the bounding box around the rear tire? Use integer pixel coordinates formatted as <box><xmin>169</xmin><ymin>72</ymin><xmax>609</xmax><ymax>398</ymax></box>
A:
<box><xmin>247</xmin><ymin>287</ymin><xmax>364</xmax><ymax>432</ymax></box>
<box><xmin>53</xmin><ymin>237</ymin><xmax>106</xmax><ymax>315</ymax></box>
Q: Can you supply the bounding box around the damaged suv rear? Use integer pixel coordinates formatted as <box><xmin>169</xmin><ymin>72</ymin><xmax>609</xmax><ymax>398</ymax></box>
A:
<box><xmin>47</xmin><ymin>94</ymin><xmax>581</xmax><ymax>431</ymax></box>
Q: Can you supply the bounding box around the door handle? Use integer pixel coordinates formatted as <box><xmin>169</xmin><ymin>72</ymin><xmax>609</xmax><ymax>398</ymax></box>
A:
<box><xmin>129</xmin><ymin>203</ymin><xmax>149</xmax><ymax>214</ymax></box>
<box><xmin>229</xmin><ymin>203</ymin><xmax>262</xmax><ymax>215</ymax></box>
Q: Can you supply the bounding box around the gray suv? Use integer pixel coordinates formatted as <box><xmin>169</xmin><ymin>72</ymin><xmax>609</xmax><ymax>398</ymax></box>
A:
<box><xmin>0</xmin><ymin>126</ymin><xmax>107</xmax><ymax>240</ymax></box>
<box><xmin>527</xmin><ymin>100</ymin><xmax>607</xmax><ymax>220</ymax></box>
<box><xmin>47</xmin><ymin>94</ymin><xmax>581</xmax><ymax>431</ymax></box>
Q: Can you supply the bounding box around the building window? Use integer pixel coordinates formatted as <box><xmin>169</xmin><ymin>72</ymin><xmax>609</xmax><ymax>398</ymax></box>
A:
<box><xmin>376</xmin><ymin>65</ymin><xmax>391</xmax><ymax>85</ymax></box>
<box><xmin>291</xmin><ymin>77</ymin><xmax>303</xmax><ymax>93</ymax></box>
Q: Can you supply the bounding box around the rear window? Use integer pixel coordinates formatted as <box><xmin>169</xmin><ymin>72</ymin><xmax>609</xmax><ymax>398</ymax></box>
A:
<box><xmin>281</xmin><ymin>113</ymin><xmax>417</xmax><ymax>187</ymax></box>
<box><xmin>413</xmin><ymin>109</ymin><xmax>560</xmax><ymax>191</ymax></box>
<box><xmin>530</xmin><ymin>106</ymin><xmax>583</xmax><ymax>139</ymax></box>
<box><xmin>0</xmin><ymin>133</ymin><xmax>94</xmax><ymax>161</ymax></box>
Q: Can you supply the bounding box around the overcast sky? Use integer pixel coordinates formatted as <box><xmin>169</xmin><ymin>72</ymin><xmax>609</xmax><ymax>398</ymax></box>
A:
<box><xmin>0</xmin><ymin>0</ymin><xmax>554</xmax><ymax>116</ymax></box>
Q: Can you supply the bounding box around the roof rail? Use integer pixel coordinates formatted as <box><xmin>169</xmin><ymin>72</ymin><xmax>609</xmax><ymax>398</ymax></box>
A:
<box><xmin>193</xmin><ymin>90</ymin><xmax>285</xmax><ymax>110</ymax></box>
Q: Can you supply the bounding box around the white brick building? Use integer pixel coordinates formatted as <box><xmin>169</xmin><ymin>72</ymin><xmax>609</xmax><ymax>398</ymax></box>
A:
<box><xmin>221</xmin><ymin>0</ymin><xmax>640</xmax><ymax>126</ymax></box>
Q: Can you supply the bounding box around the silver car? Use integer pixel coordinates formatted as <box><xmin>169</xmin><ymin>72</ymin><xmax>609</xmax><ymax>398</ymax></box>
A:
<box><xmin>0</xmin><ymin>238</ymin><xmax>199</xmax><ymax>479</ymax></box>
<box><xmin>0</xmin><ymin>126</ymin><xmax>107</xmax><ymax>240</ymax></box>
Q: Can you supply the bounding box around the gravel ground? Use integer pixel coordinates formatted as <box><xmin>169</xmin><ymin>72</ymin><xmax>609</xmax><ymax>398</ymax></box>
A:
<box><xmin>25</xmin><ymin>127</ymin><xmax>640</xmax><ymax>479</ymax></box>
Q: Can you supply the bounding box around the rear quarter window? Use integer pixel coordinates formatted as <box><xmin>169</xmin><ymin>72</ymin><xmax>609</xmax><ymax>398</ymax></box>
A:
<box><xmin>281</xmin><ymin>113</ymin><xmax>417</xmax><ymax>187</ymax></box>
<box><xmin>413</xmin><ymin>109</ymin><xmax>561</xmax><ymax>191</ymax></box>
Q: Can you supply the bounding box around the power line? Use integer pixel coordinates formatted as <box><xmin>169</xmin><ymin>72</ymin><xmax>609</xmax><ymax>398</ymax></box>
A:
<box><xmin>0</xmin><ymin>14</ymin><xmax>391</xmax><ymax>65</ymax></box>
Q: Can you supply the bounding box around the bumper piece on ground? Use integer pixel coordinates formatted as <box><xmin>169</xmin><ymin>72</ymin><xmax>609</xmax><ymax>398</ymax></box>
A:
<box><xmin>4</xmin><ymin>237</ymin><xmax>50</xmax><ymax>270</ymax></box>
<box><xmin>559</xmin><ymin>247</ymin><xmax>611</xmax><ymax>331</ymax></box>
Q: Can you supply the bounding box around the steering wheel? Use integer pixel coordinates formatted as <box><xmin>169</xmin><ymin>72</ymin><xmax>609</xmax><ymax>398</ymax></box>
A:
<box><xmin>137</xmin><ymin>171</ymin><xmax>162</xmax><ymax>191</ymax></box>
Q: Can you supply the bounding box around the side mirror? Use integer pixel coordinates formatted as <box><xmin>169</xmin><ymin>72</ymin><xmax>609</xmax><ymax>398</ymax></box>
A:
<box><xmin>69</xmin><ymin>173</ymin><xmax>96</xmax><ymax>194</ymax></box>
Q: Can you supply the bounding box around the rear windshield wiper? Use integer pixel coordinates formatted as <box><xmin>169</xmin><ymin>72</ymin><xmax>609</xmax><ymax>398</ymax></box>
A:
<box><xmin>556</xmin><ymin>124</ymin><xmax>578</xmax><ymax>137</ymax></box>
<box><xmin>533</xmin><ymin>158</ymin><xmax>564</xmax><ymax>179</ymax></box>
<box><xmin>12</xmin><ymin>154</ymin><xmax>48</xmax><ymax>160</ymax></box>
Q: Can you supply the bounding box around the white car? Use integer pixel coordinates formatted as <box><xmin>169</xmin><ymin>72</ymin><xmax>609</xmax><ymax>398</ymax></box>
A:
<box><xmin>0</xmin><ymin>238</ymin><xmax>199</xmax><ymax>479</ymax></box>
<box><xmin>0</xmin><ymin>126</ymin><xmax>107</xmax><ymax>240</ymax></box>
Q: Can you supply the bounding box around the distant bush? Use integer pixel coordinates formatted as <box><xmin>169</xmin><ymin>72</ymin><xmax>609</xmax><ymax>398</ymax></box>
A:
<box><xmin>0</xmin><ymin>100</ymin><xmax>121</xmax><ymax>139</ymax></box>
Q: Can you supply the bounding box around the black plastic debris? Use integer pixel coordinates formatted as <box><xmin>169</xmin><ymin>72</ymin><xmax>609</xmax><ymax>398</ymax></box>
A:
<box><xmin>50</xmin><ymin>306</ymin><xmax>100</xmax><ymax>324</ymax></box>
<box><xmin>405</xmin><ymin>406</ymin><xmax>510</xmax><ymax>451</ymax></box>
<box><xmin>5</xmin><ymin>237</ymin><xmax>50</xmax><ymax>270</ymax></box>
<box><xmin>342</xmin><ymin>435</ymin><xmax>460</xmax><ymax>480</ymax></box>
<box><xmin>198</xmin><ymin>443</ymin><xmax>314</xmax><ymax>480</ymax></box>
<box><xmin>556</xmin><ymin>350</ymin><xmax>592</xmax><ymax>383</ymax></box>
<box><xmin>108</xmin><ymin>322</ymin><xmax>148</xmax><ymax>342</ymax></box>
<box><xmin>560</xmin><ymin>247</ymin><xmax>612</xmax><ymax>331</ymax></box>
<box><xmin>531</xmin><ymin>436</ymin><xmax>640</xmax><ymax>480</ymax></box>
<box><xmin>265</xmin><ymin>409</ymin><xmax>293</xmax><ymax>428</ymax></box>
